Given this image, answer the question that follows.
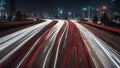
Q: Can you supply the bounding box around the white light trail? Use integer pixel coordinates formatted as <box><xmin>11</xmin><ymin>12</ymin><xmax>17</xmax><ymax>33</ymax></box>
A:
<box><xmin>74</xmin><ymin>20</ymin><xmax>120</xmax><ymax>68</ymax></box>
<box><xmin>53</xmin><ymin>20</ymin><xmax>69</xmax><ymax>68</ymax></box>
<box><xmin>42</xmin><ymin>20</ymin><xmax>64</xmax><ymax>68</ymax></box>
<box><xmin>0</xmin><ymin>19</ymin><xmax>53</xmax><ymax>64</ymax></box>
<box><xmin>0</xmin><ymin>20</ymin><xmax>53</xmax><ymax>51</ymax></box>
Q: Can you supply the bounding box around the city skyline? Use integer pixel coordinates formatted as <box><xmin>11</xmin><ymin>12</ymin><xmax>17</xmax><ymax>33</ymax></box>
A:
<box><xmin>6</xmin><ymin>0</ymin><xmax>113</xmax><ymax>13</ymax></box>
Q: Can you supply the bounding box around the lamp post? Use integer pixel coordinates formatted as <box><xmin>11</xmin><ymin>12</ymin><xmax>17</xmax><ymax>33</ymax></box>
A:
<box><xmin>98</xmin><ymin>6</ymin><xmax>107</xmax><ymax>18</ymax></box>
<box><xmin>102</xmin><ymin>6</ymin><xmax>107</xmax><ymax>14</ymax></box>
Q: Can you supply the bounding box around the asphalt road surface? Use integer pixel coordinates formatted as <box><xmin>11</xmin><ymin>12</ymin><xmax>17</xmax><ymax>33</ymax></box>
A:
<box><xmin>0</xmin><ymin>19</ymin><xmax>120</xmax><ymax>68</ymax></box>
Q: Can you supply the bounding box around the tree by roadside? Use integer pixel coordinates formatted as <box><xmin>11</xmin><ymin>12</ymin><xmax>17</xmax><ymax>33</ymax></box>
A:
<box><xmin>93</xmin><ymin>15</ymin><xmax>98</xmax><ymax>23</ymax></box>
<box><xmin>15</xmin><ymin>11</ymin><xmax>22</xmax><ymax>21</ymax></box>
<box><xmin>101</xmin><ymin>13</ymin><xmax>109</xmax><ymax>25</ymax></box>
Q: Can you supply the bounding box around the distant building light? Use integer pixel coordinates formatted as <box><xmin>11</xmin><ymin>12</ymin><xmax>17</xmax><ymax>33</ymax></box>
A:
<box><xmin>68</xmin><ymin>12</ymin><xmax>72</xmax><ymax>15</ymax></box>
<box><xmin>83</xmin><ymin>8</ymin><xmax>87</xmax><ymax>11</ymax></box>
<box><xmin>96</xmin><ymin>8</ymin><xmax>99</xmax><ymax>11</ymax></box>
<box><xmin>60</xmin><ymin>10</ymin><xmax>63</xmax><ymax>14</ymax></box>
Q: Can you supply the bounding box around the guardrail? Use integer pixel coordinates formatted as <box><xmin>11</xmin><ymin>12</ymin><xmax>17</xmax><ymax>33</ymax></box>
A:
<box><xmin>81</xmin><ymin>21</ymin><xmax>120</xmax><ymax>34</ymax></box>
<box><xmin>0</xmin><ymin>20</ymin><xmax>45</xmax><ymax>28</ymax></box>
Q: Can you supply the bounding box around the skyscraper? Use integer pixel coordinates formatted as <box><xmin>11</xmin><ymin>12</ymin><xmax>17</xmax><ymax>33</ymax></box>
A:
<box><xmin>10</xmin><ymin>0</ymin><xmax>16</xmax><ymax>16</ymax></box>
<box><xmin>113</xmin><ymin>0</ymin><xmax>120</xmax><ymax>23</ymax></box>
<box><xmin>113</xmin><ymin>0</ymin><xmax>120</xmax><ymax>13</ymax></box>
<box><xmin>58</xmin><ymin>8</ymin><xmax>63</xmax><ymax>19</ymax></box>
<box><xmin>0</xmin><ymin>0</ymin><xmax>6</xmax><ymax>20</ymax></box>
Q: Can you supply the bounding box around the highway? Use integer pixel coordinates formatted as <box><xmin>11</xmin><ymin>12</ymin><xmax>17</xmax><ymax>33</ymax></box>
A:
<box><xmin>0</xmin><ymin>20</ymin><xmax>44</xmax><ymax>37</ymax></box>
<box><xmin>81</xmin><ymin>23</ymin><xmax>120</xmax><ymax>52</ymax></box>
<box><xmin>0</xmin><ymin>19</ymin><xmax>120</xmax><ymax>68</ymax></box>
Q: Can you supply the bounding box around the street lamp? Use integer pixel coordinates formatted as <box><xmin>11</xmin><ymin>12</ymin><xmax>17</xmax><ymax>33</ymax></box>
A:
<box><xmin>102</xmin><ymin>6</ymin><xmax>108</xmax><ymax>15</ymax></box>
<box><xmin>96</xmin><ymin>5</ymin><xmax>108</xmax><ymax>20</ymax></box>
<box><xmin>102</xmin><ymin>6</ymin><xmax>107</xmax><ymax>10</ymax></box>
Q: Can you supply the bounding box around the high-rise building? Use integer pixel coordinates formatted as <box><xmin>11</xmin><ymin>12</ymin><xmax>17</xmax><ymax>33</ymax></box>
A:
<box><xmin>10</xmin><ymin>0</ymin><xmax>16</xmax><ymax>16</ymax></box>
<box><xmin>68</xmin><ymin>12</ymin><xmax>72</xmax><ymax>19</ymax></box>
<box><xmin>0</xmin><ymin>0</ymin><xmax>6</xmax><ymax>20</ymax></box>
<box><xmin>58</xmin><ymin>8</ymin><xmax>63</xmax><ymax>19</ymax></box>
<box><xmin>112</xmin><ymin>0</ymin><xmax>120</xmax><ymax>23</ymax></box>
<box><xmin>43</xmin><ymin>11</ymin><xmax>49</xmax><ymax>18</ymax></box>
<box><xmin>113</xmin><ymin>0</ymin><xmax>120</xmax><ymax>13</ymax></box>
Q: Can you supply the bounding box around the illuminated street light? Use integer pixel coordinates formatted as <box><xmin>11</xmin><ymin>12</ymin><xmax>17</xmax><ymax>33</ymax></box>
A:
<box><xmin>102</xmin><ymin>6</ymin><xmax>107</xmax><ymax>10</ymax></box>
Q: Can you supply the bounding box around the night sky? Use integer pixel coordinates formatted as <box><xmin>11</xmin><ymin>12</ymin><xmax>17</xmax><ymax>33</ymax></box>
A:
<box><xmin>9</xmin><ymin>0</ymin><xmax>113</xmax><ymax>13</ymax></box>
